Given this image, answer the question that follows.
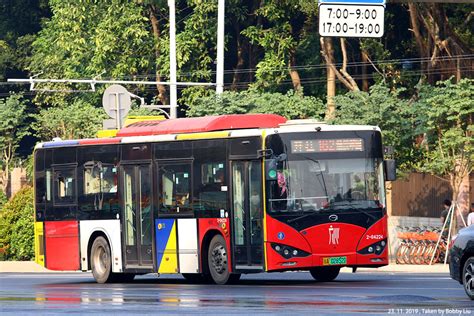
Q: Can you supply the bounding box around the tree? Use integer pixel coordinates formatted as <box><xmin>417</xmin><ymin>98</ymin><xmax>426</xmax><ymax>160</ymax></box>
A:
<box><xmin>331</xmin><ymin>83</ymin><xmax>416</xmax><ymax>169</ymax></box>
<box><xmin>0</xmin><ymin>186</ymin><xmax>34</xmax><ymax>260</ymax></box>
<box><xmin>186</xmin><ymin>89</ymin><xmax>324</xmax><ymax>119</ymax></box>
<box><xmin>407</xmin><ymin>3</ymin><xmax>473</xmax><ymax>84</ymax></box>
<box><xmin>413</xmin><ymin>78</ymin><xmax>473</xmax><ymax>205</ymax></box>
<box><xmin>28</xmin><ymin>1</ymin><xmax>154</xmax><ymax>107</ymax></box>
<box><xmin>0</xmin><ymin>94</ymin><xmax>29</xmax><ymax>193</ymax></box>
<box><xmin>32</xmin><ymin>100</ymin><xmax>105</xmax><ymax>141</ymax></box>
<box><xmin>241</xmin><ymin>0</ymin><xmax>318</xmax><ymax>93</ymax></box>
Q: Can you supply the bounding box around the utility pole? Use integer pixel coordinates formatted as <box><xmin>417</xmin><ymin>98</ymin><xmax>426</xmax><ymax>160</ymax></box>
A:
<box><xmin>216</xmin><ymin>0</ymin><xmax>225</xmax><ymax>94</ymax></box>
<box><xmin>168</xmin><ymin>0</ymin><xmax>178</xmax><ymax>118</ymax></box>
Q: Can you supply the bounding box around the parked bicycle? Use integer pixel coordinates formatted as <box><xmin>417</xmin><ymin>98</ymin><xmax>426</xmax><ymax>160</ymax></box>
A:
<box><xmin>395</xmin><ymin>226</ymin><xmax>448</xmax><ymax>264</ymax></box>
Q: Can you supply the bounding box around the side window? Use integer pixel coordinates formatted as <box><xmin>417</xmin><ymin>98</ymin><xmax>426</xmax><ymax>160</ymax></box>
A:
<box><xmin>83</xmin><ymin>161</ymin><xmax>117</xmax><ymax>194</ymax></box>
<box><xmin>158</xmin><ymin>163</ymin><xmax>192</xmax><ymax>215</ymax></box>
<box><xmin>195</xmin><ymin>161</ymin><xmax>227</xmax><ymax>214</ymax></box>
<box><xmin>202</xmin><ymin>163</ymin><xmax>225</xmax><ymax>184</ymax></box>
<box><xmin>54</xmin><ymin>167</ymin><xmax>76</xmax><ymax>204</ymax></box>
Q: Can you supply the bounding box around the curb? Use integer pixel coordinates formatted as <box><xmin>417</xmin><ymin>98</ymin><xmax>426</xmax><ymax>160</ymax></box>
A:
<box><xmin>0</xmin><ymin>261</ymin><xmax>450</xmax><ymax>274</ymax></box>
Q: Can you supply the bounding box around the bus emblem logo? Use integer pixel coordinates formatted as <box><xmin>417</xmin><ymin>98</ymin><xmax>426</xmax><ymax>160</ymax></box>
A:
<box><xmin>329</xmin><ymin>214</ymin><xmax>338</xmax><ymax>221</ymax></box>
<box><xmin>329</xmin><ymin>225</ymin><xmax>340</xmax><ymax>245</ymax></box>
<box><xmin>277</xmin><ymin>232</ymin><xmax>285</xmax><ymax>240</ymax></box>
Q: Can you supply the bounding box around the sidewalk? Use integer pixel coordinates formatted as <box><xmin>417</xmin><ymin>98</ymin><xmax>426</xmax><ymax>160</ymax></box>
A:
<box><xmin>0</xmin><ymin>261</ymin><xmax>449</xmax><ymax>274</ymax></box>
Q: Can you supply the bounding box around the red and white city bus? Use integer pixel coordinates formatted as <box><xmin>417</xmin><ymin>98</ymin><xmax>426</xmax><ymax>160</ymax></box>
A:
<box><xmin>33</xmin><ymin>114</ymin><xmax>395</xmax><ymax>284</ymax></box>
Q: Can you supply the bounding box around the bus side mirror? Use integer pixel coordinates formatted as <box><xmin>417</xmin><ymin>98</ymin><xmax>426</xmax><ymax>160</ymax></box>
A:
<box><xmin>384</xmin><ymin>159</ymin><xmax>396</xmax><ymax>181</ymax></box>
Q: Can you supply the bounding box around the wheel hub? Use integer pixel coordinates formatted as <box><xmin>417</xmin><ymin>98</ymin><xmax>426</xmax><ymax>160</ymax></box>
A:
<box><xmin>211</xmin><ymin>244</ymin><xmax>227</xmax><ymax>274</ymax></box>
<box><xmin>464</xmin><ymin>261</ymin><xmax>473</xmax><ymax>296</ymax></box>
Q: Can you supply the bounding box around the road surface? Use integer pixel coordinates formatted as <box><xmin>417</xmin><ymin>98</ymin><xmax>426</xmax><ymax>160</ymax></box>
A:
<box><xmin>0</xmin><ymin>271</ymin><xmax>472</xmax><ymax>314</ymax></box>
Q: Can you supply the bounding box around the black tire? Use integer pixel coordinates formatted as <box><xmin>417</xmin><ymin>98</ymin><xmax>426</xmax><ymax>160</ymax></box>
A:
<box><xmin>208</xmin><ymin>234</ymin><xmax>231</xmax><ymax>284</ymax></box>
<box><xmin>90</xmin><ymin>236</ymin><xmax>114</xmax><ymax>284</ymax></box>
<box><xmin>462</xmin><ymin>256</ymin><xmax>474</xmax><ymax>300</ymax></box>
<box><xmin>310</xmin><ymin>266</ymin><xmax>340</xmax><ymax>282</ymax></box>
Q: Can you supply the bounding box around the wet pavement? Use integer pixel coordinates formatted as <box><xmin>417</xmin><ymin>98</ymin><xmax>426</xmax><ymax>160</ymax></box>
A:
<box><xmin>0</xmin><ymin>271</ymin><xmax>472</xmax><ymax>314</ymax></box>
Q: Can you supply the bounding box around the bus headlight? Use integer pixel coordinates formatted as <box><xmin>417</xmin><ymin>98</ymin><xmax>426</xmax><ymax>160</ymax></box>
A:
<box><xmin>271</xmin><ymin>243</ymin><xmax>310</xmax><ymax>259</ymax></box>
<box><xmin>357</xmin><ymin>239</ymin><xmax>387</xmax><ymax>256</ymax></box>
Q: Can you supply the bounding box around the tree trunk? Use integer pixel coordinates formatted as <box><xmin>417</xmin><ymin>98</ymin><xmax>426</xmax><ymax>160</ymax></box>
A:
<box><xmin>289</xmin><ymin>48</ymin><xmax>302</xmax><ymax>93</ymax></box>
<box><xmin>231</xmin><ymin>22</ymin><xmax>245</xmax><ymax>91</ymax></box>
<box><xmin>339</xmin><ymin>38</ymin><xmax>359</xmax><ymax>91</ymax></box>
<box><xmin>361</xmin><ymin>50</ymin><xmax>369</xmax><ymax>92</ymax></box>
<box><xmin>321</xmin><ymin>37</ymin><xmax>336</xmax><ymax>120</ymax></box>
<box><xmin>149</xmin><ymin>5</ymin><xmax>168</xmax><ymax>105</ymax></box>
<box><xmin>408</xmin><ymin>3</ymin><xmax>473</xmax><ymax>83</ymax></box>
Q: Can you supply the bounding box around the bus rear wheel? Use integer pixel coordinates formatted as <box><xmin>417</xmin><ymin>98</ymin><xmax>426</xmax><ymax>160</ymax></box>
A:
<box><xmin>310</xmin><ymin>267</ymin><xmax>340</xmax><ymax>282</ymax></box>
<box><xmin>208</xmin><ymin>234</ymin><xmax>232</xmax><ymax>285</ymax></box>
<box><xmin>91</xmin><ymin>236</ymin><xmax>114</xmax><ymax>284</ymax></box>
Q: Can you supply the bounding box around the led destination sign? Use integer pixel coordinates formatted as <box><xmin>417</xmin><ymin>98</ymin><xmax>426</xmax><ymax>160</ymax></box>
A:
<box><xmin>291</xmin><ymin>138</ymin><xmax>364</xmax><ymax>153</ymax></box>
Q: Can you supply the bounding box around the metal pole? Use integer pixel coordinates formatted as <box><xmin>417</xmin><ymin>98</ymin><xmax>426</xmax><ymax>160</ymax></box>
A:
<box><xmin>114</xmin><ymin>93</ymin><xmax>121</xmax><ymax>129</ymax></box>
<box><xmin>216</xmin><ymin>0</ymin><xmax>225</xmax><ymax>94</ymax></box>
<box><xmin>444</xmin><ymin>203</ymin><xmax>456</xmax><ymax>264</ymax></box>
<box><xmin>168</xmin><ymin>0</ymin><xmax>178</xmax><ymax>119</ymax></box>
<box><xmin>429</xmin><ymin>204</ymin><xmax>452</xmax><ymax>265</ymax></box>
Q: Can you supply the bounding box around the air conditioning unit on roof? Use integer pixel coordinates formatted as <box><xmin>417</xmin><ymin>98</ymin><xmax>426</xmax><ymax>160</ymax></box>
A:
<box><xmin>279</xmin><ymin>119</ymin><xmax>327</xmax><ymax>127</ymax></box>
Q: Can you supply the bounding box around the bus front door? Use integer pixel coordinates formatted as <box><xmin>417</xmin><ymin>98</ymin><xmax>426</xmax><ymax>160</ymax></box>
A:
<box><xmin>231</xmin><ymin>160</ymin><xmax>263</xmax><ymax>271</ymax></box>
<box><xmin>121</xmin><ymin>164</ymin><xmax>153</xmax><ymax>269</ymax></box>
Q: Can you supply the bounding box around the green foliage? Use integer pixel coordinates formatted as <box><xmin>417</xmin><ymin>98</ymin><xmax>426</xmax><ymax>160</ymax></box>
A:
<box><xmin>29</xmin><ymin>0</ymin><xmax>153</xmax><ymax>106</ymax></box>
<box><xmin>412</xmin><ymin>78</ymin><xmax>473</xmax><ymax>184</ymax></box>
<box><xmin>0</xmin><ymin>189</ymin><xmax>7</xmax><ymax>211</ymax></box>
<box><xmin>0</xmin><ymin>186</ymin><xmax>34</xmax><ymax>260</ymax></box>
<box><xmin>241</xmin><ymin>0</ymin><xmax>318</xmax><ymax>92</ymax></box>
<box><xmin>332</xmin><ymin>83</ymin><xmax>417</xmax><ymax>170</ymax></box>
<box><xmin>32</xmin><ymin>100</ymin><xmax>106</xmax><ymax>141</ymax></box>
<box><xmin>0</xmin><ymin>94</ymin><xmax>30</xmax><ymax>171</ymax></box>
<box><xmin>186</xmin><ymin>89</ymin><xmax>324</xmax><ymax>119</ymax></box>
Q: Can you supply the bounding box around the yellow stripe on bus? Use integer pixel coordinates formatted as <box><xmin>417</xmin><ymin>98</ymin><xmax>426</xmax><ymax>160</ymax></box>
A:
<box><xmin>158</xmin><ymin>221</ymin><xmax>178</xmax><ymax>274</ymax></box>
<box><xmin>34</xmin><ymin>222</ymin><xmax>45</xmax><ymax>267</ymax></box>
<box><xmin>261</xmin><ymin>130</ymin><xmax>268</xmax><ymax>271</ymax></box>
<box><xmin>175</xmin><ymin>131</ymin><xmax>229</xmax><ymax>140</ymax></box>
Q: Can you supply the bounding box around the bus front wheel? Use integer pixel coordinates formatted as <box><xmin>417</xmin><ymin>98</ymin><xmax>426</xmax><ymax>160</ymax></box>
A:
<box><xmin>310</xmin><ymin>266</ymin><xmax>340</xmax><ymax>282</ymax></box>
<box><xmin>208</xmin><ymin>234</ymin><xmax>232</xmax><ymax>284</ymax></box>
<box><xmin>91</xmin><ymin>236</ymin><xmax>114</xmax><ymax>283</ymax></box>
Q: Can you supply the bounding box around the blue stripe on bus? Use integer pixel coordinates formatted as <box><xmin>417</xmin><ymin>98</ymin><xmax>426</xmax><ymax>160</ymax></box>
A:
<box><xmin>42</xmin><ymin>140</ymin><xmax>80</xmax><ymax>148</ymax></box>
<box><xmin>155</xmin><ymin>219</ymin><xmax>175</xmax><ymax>270</ymax></box>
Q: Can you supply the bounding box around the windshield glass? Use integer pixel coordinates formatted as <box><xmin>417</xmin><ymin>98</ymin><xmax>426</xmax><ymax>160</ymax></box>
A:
<box><xmin>267</xmin><ymin>157</ymin><xmax>385</xmax><ymax>213</ymax></box>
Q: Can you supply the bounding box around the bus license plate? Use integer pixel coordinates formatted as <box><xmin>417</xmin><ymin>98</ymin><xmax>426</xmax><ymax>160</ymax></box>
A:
<box><xmin>322</xmin><ymin>256</ymin><xmax>347</xmax><ymax>265</ymax></box>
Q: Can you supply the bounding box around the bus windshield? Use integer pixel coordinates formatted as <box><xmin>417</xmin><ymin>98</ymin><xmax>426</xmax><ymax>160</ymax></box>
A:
<box><xmin>267</xmin><ymin>157</ymin><xmax>385</xmax><ymax>213</ymax></box>
<box><xmin>265</xmin><ymin>131</ymin><xmax>386</xmax><ymax>214</ymax></box>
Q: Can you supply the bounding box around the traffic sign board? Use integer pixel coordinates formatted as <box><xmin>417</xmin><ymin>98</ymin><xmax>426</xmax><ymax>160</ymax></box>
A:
<box><xmin>319</xmin><ymin>3</ymin><xmax>385</xmax><ymax>38</ymax></box>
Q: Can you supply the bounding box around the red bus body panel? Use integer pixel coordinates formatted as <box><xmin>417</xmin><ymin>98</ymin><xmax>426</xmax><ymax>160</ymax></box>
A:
<box><xmin>44</xmin><ymin>221</ymin><xmax>80</xmax><ymax>270</ymax></box>
<box><xmin>265</xmin><ymin>215</ymin><xmax>388</xmax><ymax>270</ymax></box>
<box><xmin>198</xmin><ymin>218</ymin><xmax>233</xmax><ymax>272</ymax></box>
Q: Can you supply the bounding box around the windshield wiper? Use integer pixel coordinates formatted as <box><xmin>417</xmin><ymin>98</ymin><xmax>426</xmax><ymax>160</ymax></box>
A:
<box><xmin>327</xmin><ymin>200</ymin><xmax>378</xmax><ymax>220</ymax></box>
<box><xmin>301</xmin><ymin>155</ymin><xmax>328</xmax><ymax>199</ymax></box>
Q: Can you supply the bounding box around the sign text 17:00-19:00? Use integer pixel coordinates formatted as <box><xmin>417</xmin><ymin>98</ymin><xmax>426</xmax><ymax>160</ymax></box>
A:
<box><xmin>319</xmin><ymin>4</ymin><xmax>385</xmax><ymax>38</ymax></box>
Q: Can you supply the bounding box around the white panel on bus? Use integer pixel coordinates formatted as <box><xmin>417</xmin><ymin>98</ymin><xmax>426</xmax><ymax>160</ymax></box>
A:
<box><xmin>121</xmin><ymin>134</ymin><xmax>176</xmax><ymax>144</ymax></box>
<box><xmin>177</xmin><ymin>219</ymin><xmax>199</xmax><ymax>273</ymax></box>
<box><xmin>228</xmin><ymin>129</ymin><xmax>262</xmax><ymax>138</ymax></box>
<box><xmin>79</xmin><ymin>220</ymin><xmax>123</xmax><ymax>273</ymax></box>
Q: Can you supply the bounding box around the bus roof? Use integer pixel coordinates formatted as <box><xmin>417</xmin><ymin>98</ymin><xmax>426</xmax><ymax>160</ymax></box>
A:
<box><xmin>36</xmin><ymin>114</ymin><xmax>381</xmax><ymax>149</ymax></box>
<box><xmin>116</xmin><ymin>114</ymin><xmax>287</xmax><ymax>137</ymax></box>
